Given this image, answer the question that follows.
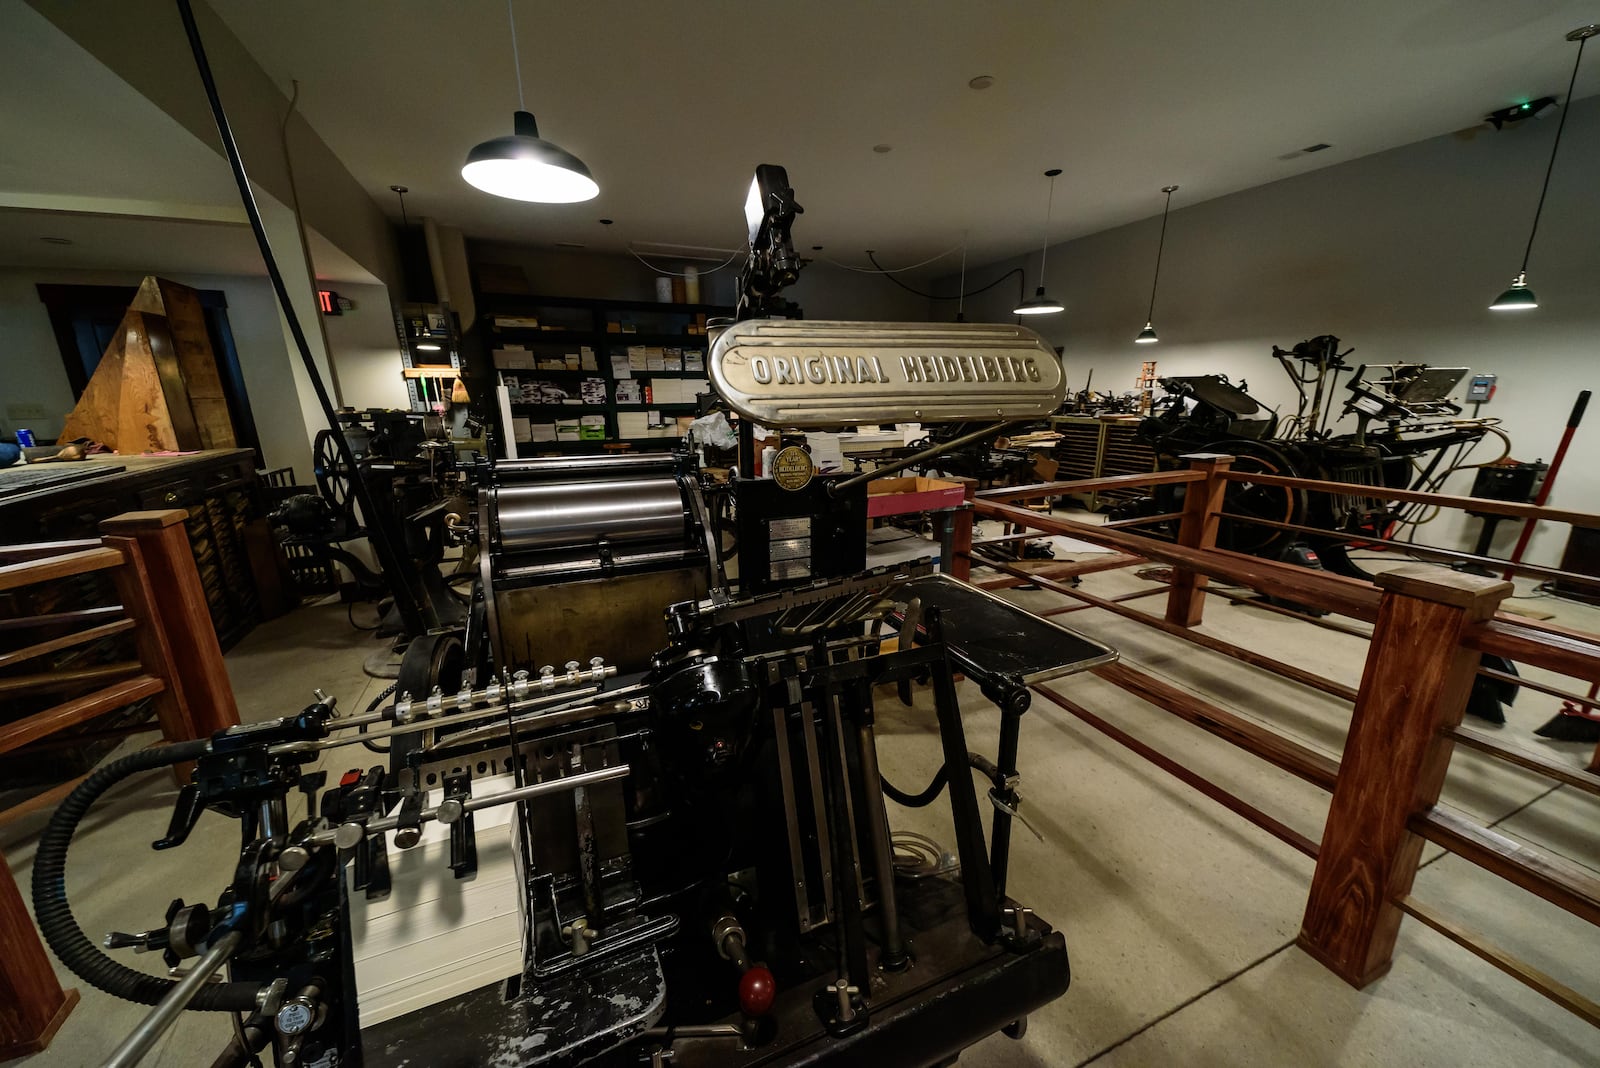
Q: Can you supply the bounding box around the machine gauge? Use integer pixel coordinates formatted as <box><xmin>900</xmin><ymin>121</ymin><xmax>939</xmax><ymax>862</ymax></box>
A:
<box><xmin>276</xmin><ymin>1000</ymin><xmax>315</xmax><ymax>1035</ymax></box>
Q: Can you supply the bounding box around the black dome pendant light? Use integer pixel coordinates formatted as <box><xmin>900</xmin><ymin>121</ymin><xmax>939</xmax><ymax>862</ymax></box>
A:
<box><xmin>1014</xmin><ymin>169</ymin><xmax>1066</xmax><ymax>315</ymax></box>
<box><xmin>462</xmin><ymin>0</ymin><xmax>599</xmax><ymax>203</ymax></box>
<box><xmin>1135</xmin><ymin>185</ymin><xmax>1178</xmax><ymax>344</ymax></box>
<box><xmin>1489</xmin><ymin>24</ymin><xmax>1597</xmax><ymax>311</ymax></box>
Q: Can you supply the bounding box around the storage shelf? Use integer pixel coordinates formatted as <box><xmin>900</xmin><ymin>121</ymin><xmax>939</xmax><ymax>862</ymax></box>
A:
<box><xmin>603</xmin><ymin>333</ymin><xmax>710</xmax><ymax>347</ymax></box>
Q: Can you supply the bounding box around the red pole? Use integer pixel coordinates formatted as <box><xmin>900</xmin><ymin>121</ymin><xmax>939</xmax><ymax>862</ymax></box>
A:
<box><xmin>1502</xmin><ymin>390</ymin><xmax>1589</xmax><ymax>581</ymax></box>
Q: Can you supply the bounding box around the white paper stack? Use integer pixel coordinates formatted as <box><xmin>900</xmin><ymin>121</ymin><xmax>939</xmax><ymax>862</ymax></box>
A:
<box><xmin>617</xmin><ymin>412</ymin><xmax>650</xmax><ymax>437</ymax></box>
<box><xmin>610</xmin><ymin>354</ymin><xmax>632</xmax><ymax>379</ymax></box>
<box><xmin>348</xmin><ymin>774</ymin><xmax>523</xmax><ymax>1027</ymax></box>
<box><xmin>529</xmin><ymin>422</ymin><xmax>557</xmax><ymax>442</ymax></box>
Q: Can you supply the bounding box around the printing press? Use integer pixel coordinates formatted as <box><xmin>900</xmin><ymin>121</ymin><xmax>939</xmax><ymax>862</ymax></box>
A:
<box><xmin>32</xmin><ymin>166</ymin><xmax>1115</xmax><ymax>1068</ymax></box>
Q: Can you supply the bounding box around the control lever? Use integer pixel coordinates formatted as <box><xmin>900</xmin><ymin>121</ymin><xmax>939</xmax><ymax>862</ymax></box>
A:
<box><xmin>153</xmin><ymin>781</ymin><xmax>205</xmax><ymax>850</ymax></box>
<box><xmin>444</xmin><ymin>771</ymin><xmax>477</xmax><ymax>878</ymax></box>
<box><xmin>393</xmin><ymin>773</ymin><xmax>426</xmax><ymax>850</ymax></box>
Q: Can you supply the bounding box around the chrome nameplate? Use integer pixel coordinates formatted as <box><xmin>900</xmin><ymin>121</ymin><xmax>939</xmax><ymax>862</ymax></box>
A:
<box><xmin>708</xmin><ymin>320</ymin><xmax>1065</xmax><ymax>428</ymax></box>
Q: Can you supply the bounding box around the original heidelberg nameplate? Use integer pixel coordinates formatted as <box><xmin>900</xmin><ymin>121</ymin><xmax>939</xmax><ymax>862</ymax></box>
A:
<box><xmin>708</xmin><ymin>320</ymin><xmax>1066</xmax><ymax>428</ymax></box>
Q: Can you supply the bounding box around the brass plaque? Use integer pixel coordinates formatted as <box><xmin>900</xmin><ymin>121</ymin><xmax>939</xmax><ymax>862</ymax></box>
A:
<box><xmin>708</xmin><ymin>319</ymin><xmax>1065</xmax><ymax>428</ymax></box>
<box><xmin>771</xmin><ymin>445</ymin><xmax>815</xmax><ymax>491</ymax></box>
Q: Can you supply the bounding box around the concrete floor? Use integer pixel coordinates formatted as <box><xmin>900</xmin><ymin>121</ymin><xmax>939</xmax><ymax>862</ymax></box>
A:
<box><xmin>5</xmin><ymin>535</ymin><xmax>1599</xmax><ymax>1066</ymax></box>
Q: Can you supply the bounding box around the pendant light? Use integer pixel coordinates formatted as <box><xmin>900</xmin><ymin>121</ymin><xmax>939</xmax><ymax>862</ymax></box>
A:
<box><xmin>1489</xmin><ymin>24</ymin><xmax>1597</xmax><ymax>311</ymax></box>
<box><xmin>1135</xmin><ymin>185</ymin><xmax>1179</xmax><ymax>343</ymax></box>
<box><xmin>462</xmin><ymin>0</ymin><xmax>599</xmax><ymax>203</ymax></box>
<box><xmin>1014</xmin><ymin>169</ymin><xmax>1065</xmax><ymax>315</ymax></box>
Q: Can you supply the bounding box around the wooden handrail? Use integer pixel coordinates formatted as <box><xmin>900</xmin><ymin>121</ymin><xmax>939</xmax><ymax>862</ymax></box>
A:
<box><xmin>982</xmin><ymin>556</ymin><xmax>1360</xmax><ymax>703</ymax></box>
<box><xmin>1444</xmin><ymin>725</ymin><xmax>1600</xmax><ymax>798</ymax></box>
<box><xmin>0</xmin><ymin>619</ymin><xmax>136</xmax><ymax>671</ymax></box>
<box><xmin>1093</xmin><ymin>660</ymin><xmax>1341</xmax><ymax>790</ymax></box>
<box><xmin>1035</xmin><ymin>685</ymin><xmax>1321</xmax><ymax>858</ymax></box>
<box><xmin>1393</xmin><ymin>895</ymin><xmax>1600</xmax><ymax>1029</ymax></box>
<box><xmin>1214</xmin><ymin>511</ymin><xmax>1600</xmax><ymax>590</ymax></box>
<box><xmin>977</xmin><ymin>468</ymin><xmax>1205</xmax><ymax>502</ymax></box>
<box><xmin>1466</xmin><ymin>618</ymin><xmax>1600</xmax><ymax>682</ymax></box>
<box><xmin>1410</xmin><ymin>806</ymin><xmax>1600</xmax><ymax>928</ymax></box>
<box><xmin>975</xmin><ymin>497</ymin><xmax>1384</xmax><ymax>621</ymax></box>
<box><xmin>974</xmin><ymin>553</ymin><xmax>1143</xmax><ymax>591</ymax></box>
<box><xmin>0</xmin><ymin>547</ymin><xmax>124</xmax><ymax>593</ymax></box>
<box><xmin>0</xmin><ymin>675</ymin><xmax>166</xmax><ymax>756</ymax></box>
<box><xmin>1217</xmin><ymin>469</ymin><xmax>1600</xmax><ymax>529</ymax></box>
<box><xmin>0</xmin><ymin>539</ymin><xmax>102</xmax><ymax>563</ymax></box>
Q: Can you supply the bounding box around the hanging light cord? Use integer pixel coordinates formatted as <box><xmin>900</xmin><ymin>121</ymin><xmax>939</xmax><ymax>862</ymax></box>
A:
<box><xmin>507</xmin><ymin>0</ymin><xmax>526</xmax><ymax>111</ymax></box>
<box><xmin>815</xmin><ymin>242</ymin><xmax>965</xmax><ymax>274</ymax></box>
<box><xmin>1145</xmin><ymin>186</ymin><xmax>1175</xmax><ymax>323</ymax></box>
<box><xmin>628</xmin><ymin>246</ymin><xmax>743</xmax><ymax>276</ymax></box>
<box><xmin>1518</xmin><ymin>31</ymin><xmax>1589</xmax><ymax>276</ymax></box>
<box><xmin>1037</xmin><ymin>173</ymin><xmax>1057</xmax><ymax>286</ymax></box>
<box><xmin>394</xmin><ymin>187</ymin><xmax>410</xmax><ymax>230</ymax></box>
<box><xmin>958</xmin><ymin>240</ymin><xmax>968</xmax><ymax>318</ymax></box>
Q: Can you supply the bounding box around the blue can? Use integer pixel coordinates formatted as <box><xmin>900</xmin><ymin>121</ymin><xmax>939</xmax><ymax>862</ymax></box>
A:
<box><xmin>15</xmin><ymin>429</ymin><xmax>34</xmax><ymax>447</ymax></box>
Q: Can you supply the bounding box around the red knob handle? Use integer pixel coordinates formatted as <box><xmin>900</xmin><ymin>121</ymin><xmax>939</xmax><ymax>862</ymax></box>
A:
<box><xmin>739</xmin><ymin>965</ymin><xmax>776</xmax><ymax>1017</ymax></box>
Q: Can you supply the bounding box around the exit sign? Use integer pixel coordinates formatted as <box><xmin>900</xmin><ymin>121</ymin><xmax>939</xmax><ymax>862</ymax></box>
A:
<box><xmin>318</xmin><ymin>290</ymin><xmax>354</xmax><ymax>315</ymax></box>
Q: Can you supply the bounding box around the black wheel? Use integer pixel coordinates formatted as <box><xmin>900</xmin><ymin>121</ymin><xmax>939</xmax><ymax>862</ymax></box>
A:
<box><xmin>1206</xmin><ymin>439</ymin><xmax>1307</xmax><ymax>556</ymax></box>
<box><xmin>313</xmin><ymin>429</ymin><xmax>355</xmax><ymax>519</ymax></box>
<box><xmin>386</xmin><ymin>632</ymin><xmax>466</xmax><ymax>765</ymax></box>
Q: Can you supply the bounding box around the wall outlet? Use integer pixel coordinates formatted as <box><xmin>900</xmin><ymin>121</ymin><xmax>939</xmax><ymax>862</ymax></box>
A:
<box><xmin>6</xmin><ymin>403</ymin><xmax>49</xmax><ymax>421</ymax></box>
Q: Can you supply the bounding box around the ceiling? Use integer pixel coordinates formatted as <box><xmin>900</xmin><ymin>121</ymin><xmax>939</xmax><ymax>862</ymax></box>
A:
<box><xmin>0</xmin><ymin>2</ymin><xmax>376</xmax><ymax>286</ymax></box>
<box><xmin>211</xmin><ymin>0</ymin><xmax>1600</xmax><ymax>270</ymax></box>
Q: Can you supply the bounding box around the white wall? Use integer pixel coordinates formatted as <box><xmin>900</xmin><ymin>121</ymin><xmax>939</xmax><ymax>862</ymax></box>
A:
<box><xmin>944</xmin><ymin>98</ymin><xmax>1600</xmax><ymax>567</ymax></box>
<box><xmin>0</xmin><ymin>266</ymin><xmax>315</xmax><ymax>479</ymax></box>
<box><xmin>321</xmin><ymin>281</ymin><xmax>409</xmax><ymax>412</ymax></box>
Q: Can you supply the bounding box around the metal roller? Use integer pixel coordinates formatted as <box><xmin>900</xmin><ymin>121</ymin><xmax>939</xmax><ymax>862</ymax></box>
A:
<box><xmin>495</xmin><ymin>454</ymin><xmax>679</xmax><ymax>483</ymax></box>
<box><xmin>493</xmin><ymin>478</ymin><xmax>689</xmax><ymax>553</ymax></box>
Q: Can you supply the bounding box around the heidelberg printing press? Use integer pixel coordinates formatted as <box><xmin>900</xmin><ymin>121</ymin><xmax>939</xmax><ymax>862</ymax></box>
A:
<box><xmin>31</xmin><ymin>166</ymin><xmax>1114</xmax><ymax>1068</ymax></box>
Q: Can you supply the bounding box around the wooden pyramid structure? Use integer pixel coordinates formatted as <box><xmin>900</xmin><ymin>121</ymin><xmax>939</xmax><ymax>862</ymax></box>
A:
<box><xmin>59</xmin><ymin>276</ymin><xmax>236</xmax><ymax>453</ymax></box>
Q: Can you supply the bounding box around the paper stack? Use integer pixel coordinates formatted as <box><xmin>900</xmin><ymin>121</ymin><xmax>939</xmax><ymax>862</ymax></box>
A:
<box><xmin>348</xmin><ymin>774</ymin><xmax>522</xmax><ymax>1027</ymax></box>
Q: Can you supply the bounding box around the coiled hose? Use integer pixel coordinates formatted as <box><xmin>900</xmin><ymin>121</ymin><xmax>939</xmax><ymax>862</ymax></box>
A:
<box><xmin>882</xmin><ymin>752</ymin><xmax>1004</xmax><ymax>808</ymax></box>
<box><xmin>30</xmin><ymin>740</ymin><xmax>263</xmax><ymax>1011</ymax></box>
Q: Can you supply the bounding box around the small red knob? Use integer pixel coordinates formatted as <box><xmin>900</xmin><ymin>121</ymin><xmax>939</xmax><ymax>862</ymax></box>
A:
<box><xmin>739</xmin><ymin>966</ymin><xmax>776</xmax><ymax>1017</ymax></box>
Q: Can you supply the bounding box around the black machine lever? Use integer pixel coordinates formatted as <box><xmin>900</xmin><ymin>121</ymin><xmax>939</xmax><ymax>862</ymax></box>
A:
<box><xmin>153</xmin><ymin>782</ymin><xmax>205</xmax><ymax>850</ymax></box>
<box><xmin>445</xmin><ymin>772</ymin><xmax>477</xmax><ymax>879</ymax></box>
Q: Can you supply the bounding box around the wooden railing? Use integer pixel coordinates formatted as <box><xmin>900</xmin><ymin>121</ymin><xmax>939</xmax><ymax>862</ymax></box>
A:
<box><xmin>966</xmin><ymin>457</ymin><xmax>1600</xmax><ymax>1027</ymax></box>
<box><xmin>0</xmin><ymin>509</ymin><xmax>240</xmax><ymax>1060</ymax></box>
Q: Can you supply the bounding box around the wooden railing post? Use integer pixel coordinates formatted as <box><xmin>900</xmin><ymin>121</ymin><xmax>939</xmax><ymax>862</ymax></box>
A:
<box><xmin>1298</xmin><ymin>565</ymin><xmax>1512</xmax><ymax>986</ymax></box>
<box><xmin>1164</xmin><ymin>453</ymin><xmax>1233</xmax><ymax>626</ymax></box>
<box><xmin>0</xmin><ymin>848</ymin><xmax>78</xmax><ymax>1059</ymax></box>
<box><xmin>100</xmin><ymin>511</ymin><xmax>239</xmax><ymax>736</ymax></box>
<box><xmin>946</xmin><ymin>477</ymin><xmax>977</xmax><ymax>581</ymax></box>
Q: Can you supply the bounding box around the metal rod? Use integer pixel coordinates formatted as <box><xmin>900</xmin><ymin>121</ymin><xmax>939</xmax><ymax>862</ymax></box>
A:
<box><xmin>854</xmin><ymin>717</ymin><xmax>908</xmax><ymax>969</ymax></box>
<box><xmin>310</xmin><ymin>764</ymin><xmax>630</xmax><ymax>846</ymax></box>
<box><xmin>272</xmin><ymin>689</ymin><xmax>637</xmax><ymax>756</ymax></box>
<box><xmin>829</xmin><ymin>420</ymin><xmax>1021</xmax><ymax>496</ymax></box>
<box><xmin>1214</xmin><ymin>510</ymin><xmax>1600</xmax><ymax>590</ymax></box>
<box><xmin>102</xmin><ymin>931</ymin><xmax>245</xmax><ymax>1068</ymax></box>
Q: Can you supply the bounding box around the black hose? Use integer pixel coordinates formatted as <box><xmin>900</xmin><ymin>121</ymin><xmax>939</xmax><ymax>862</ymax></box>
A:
<box><xmin>30</xmin><ymin>741</ymin><xmax>263</xmax><ymax>1011</ymax></box>
<box><xmin>209</xmin><ymin>1020</ymin><xmax>272</xmax><ymax>1068</ymax></box>
<box><xmin>359</xmin><ymin>682</ymin><xmax>398</xmax><ymax>753</ymax></box>
<box><xmin>881</xmin><ymin>752</ymin><xmax>1004</xmax><ymax>808</ymax></box>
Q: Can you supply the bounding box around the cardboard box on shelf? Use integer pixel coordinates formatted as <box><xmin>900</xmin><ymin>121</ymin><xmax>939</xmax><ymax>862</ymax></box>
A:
<box><xmin>492</xmin><ymin>346</ymin><xmax>535</xmax><ymax>369</ymax></box>
<box><xmin>865</xmin><ymin>476</ymin><xmax>966</xmax><ymax>518</ymax></box>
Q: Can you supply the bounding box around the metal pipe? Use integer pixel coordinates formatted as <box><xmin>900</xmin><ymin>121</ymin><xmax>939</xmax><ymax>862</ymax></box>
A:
<box><xmin>102</xmin><ymin>931</ymin><xmax>245</xmax><ymax>1068</ymax></box>
<box><xmin>308</xmin><ymin>764</ymin><xmax>630</xmax><ymax>846</ymax></box>
<box><xmin>272</xmin><ymin>685</ymin><xmax>641</xmax><ymax>757</ymax></box>
<box><xmin>854</xmin><ymin>718</ymin><xmax>908</xmax><ymax>970</ymax></box>
<box><xmin>828</xmin><ymin>420</ymin><xmax>1020</xmax><ymax>496</ymax></box>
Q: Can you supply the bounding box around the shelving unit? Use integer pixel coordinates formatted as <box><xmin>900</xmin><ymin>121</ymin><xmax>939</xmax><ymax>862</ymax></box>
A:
<box><xmin>476</xmin><ymin>294</ymin><xmax>732</xmax><ymax>455</ymax></box>
<box><xmin>1048</xmin><ymin>415</ymin><xmax>1158</xmax><ymax>511</ymax></box>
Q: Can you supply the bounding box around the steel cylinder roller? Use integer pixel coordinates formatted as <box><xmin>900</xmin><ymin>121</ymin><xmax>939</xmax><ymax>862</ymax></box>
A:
<box><xmin>476</xmin><ymin>452</ymin><xmax>718</xmax><ymax>673</ymax></box>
